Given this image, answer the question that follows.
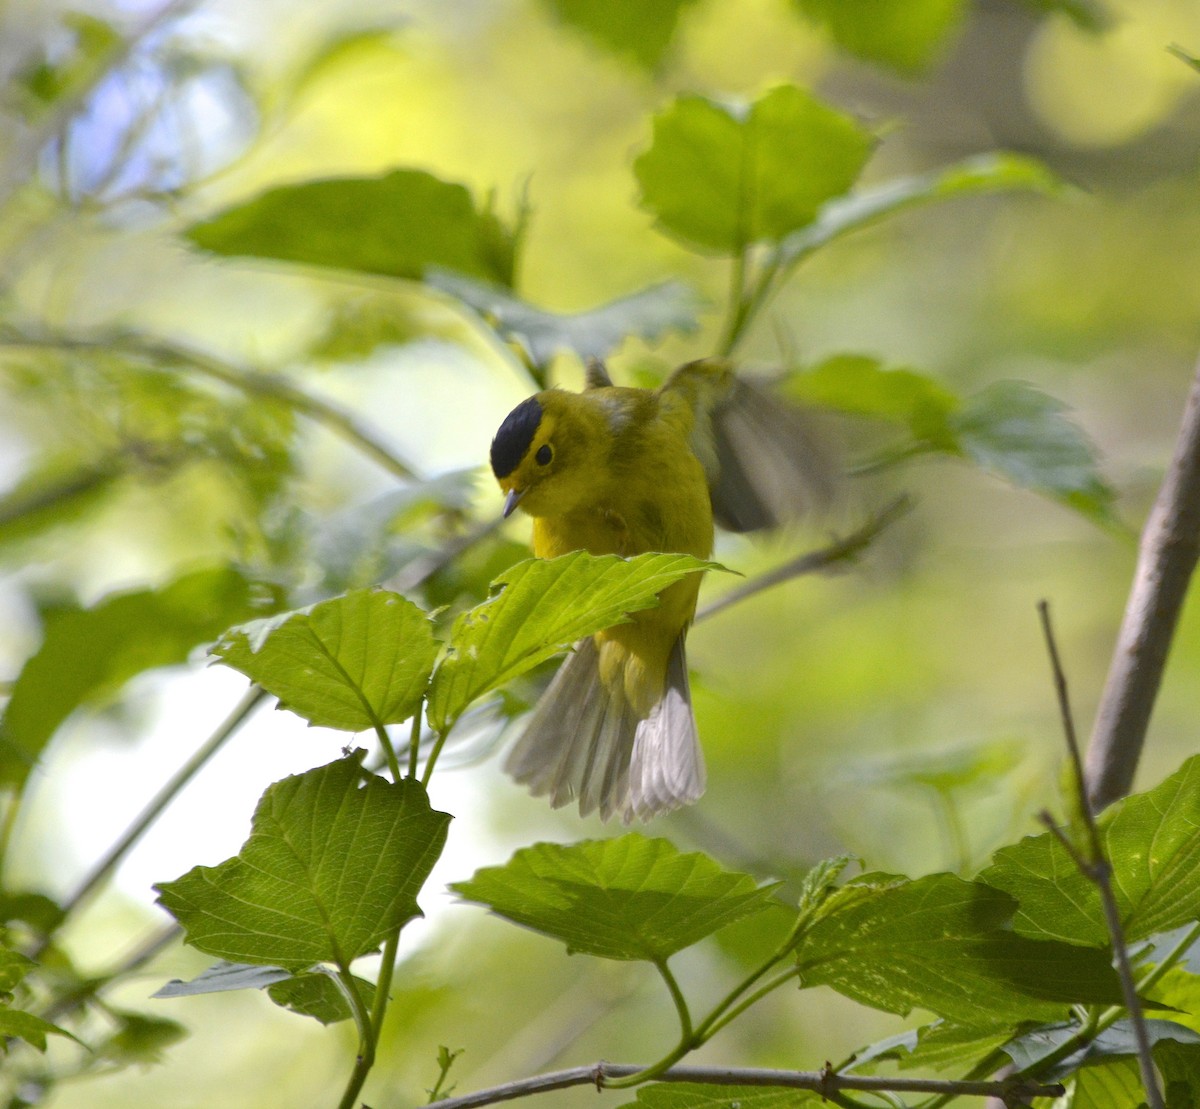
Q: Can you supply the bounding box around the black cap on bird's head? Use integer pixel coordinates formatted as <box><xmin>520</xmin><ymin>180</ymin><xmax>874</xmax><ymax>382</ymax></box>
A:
<box><xmin>490</xmin><ymin>395</ymin><xmax>543</xmax><ymax>479</ymax></box>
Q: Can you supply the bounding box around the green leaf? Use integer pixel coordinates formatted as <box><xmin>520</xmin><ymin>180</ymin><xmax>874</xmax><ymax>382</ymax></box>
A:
<box><xmin>96</xmin><ymin>1011</ymin><xmax>188</xmax><ymax>1064</ymax></box>
<box><xmin>786</xmin><ymin>356</ymin><xmax>960</xmax><ymax>449</ymax></box>
<box><xmin>155</xmin><ymin>754</ymin><xmax>450</xmax><ymax>972</ymax></box>
<box><xmin>0</xmin><ymin>1008</ymin><xmax>75</xmax><ymax>1052</ymax></box>
<box><xmin>1070</xmin><ymin>1057</ymin><xmax>1146</xmax><ymax>1109</ymax></box>
<box><xmin>187</xmin><ymin>170</ymin><xmax>518</xmax><ymax>286</ymax></box>
<box><xmin>792</xmin><ymin>872</ymin><xmax>1124</xmax><ymax>1022</ymax></box>
<box><xmin>212</xmin><ymin>589</ymin><xmax>438</xmax><ymax>732</ymax></box>
<box><xmin>0</xmin><ymin>946</ymin><xmax>34</xmax><ymax>992</ymax></box>
<box><xmin>0</xmin><ymin>566</ymin><xmax>268</xmax><ymax>788</ymax></box>
<box><xmin>266</xmin><ymin>969</ymin><xmax>376</xmax><ymax>1025</ymax></box>
<box><xmin>952</xmin><ymin>381</ymin><xmax>1116</xmax><ymax>524</ymax></box>
<box><xmin>427</xmin><ymin>552</ymin><xmax>720</xmax><ymax>731</ymax></box>
<box><xmin>427</xmin><ymin>272</ymin><xmax>702</xmax><ymax>368</ymax></box>
<box><xmin>844</xmin><ymin>1020</ymin><xmax>1015</xmax><ymax>1074</ymax></box>
<box><xmin>451</xmin><ymin>834</ymin><xmax>779</xmax><ymax>961</ymax></box>
<box><xmin>542</xmin><ymin>0</ymin><xmax>701</xmax><ymax>69</ymax></box>
<box><xmin>793</xmin><ymin>0</ymin><xmax>965</xmax><ymax>74</ymax></box>
<box><xmin>634</xmin><ymin>86</ymin><xmax>874</xmax><ymax>254</ymax></box>
<box><xmin>1002</xmin><ymin>1019</ymin><xmax>1200</xmax><ymax>1079</ymax></box>
<box><xmin>777</xmin><ymin>153</ymin><xmax>1063</xmax><ymax>268</ymax></box>
<box><xmin>618</xmin><ymin>1085</ymin><xmax>818</xmax><ymax>1109</ymax></box>
<box><xmin>0</xmin><ymin>891</ymin><xmax>64</xmax><ymax>934</ymax></box>
<box><xmin>153</xmin><ymin>961</ymin><xmax>293</xmax><ymax>998</ymax></box>
<box><xmin>979</xmin><ymin>755</ymin><xmax>1200</xmax><ymax>947</ymax></box>
<box><xmin>1157</xmin><ymin>1040</ymin><xmax>1200</xmax><ymax>1109</ymax></box>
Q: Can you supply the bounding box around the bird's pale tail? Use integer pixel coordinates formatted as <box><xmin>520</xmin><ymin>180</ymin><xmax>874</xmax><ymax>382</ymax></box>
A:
<box><xmin>503</xmin><ymin>636</ymin><xmax>706</xmax><ymax>823</ymax></box>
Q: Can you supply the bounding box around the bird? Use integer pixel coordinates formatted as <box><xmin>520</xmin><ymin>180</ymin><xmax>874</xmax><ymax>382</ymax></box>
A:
<box><xmin>489</xmin><ymin>357</ymin><xmax>833</xmax><ymax>823</ymax></box>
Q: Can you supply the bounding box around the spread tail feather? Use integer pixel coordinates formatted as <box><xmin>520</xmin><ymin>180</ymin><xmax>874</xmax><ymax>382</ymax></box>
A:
<box><xmin>503</xmin><ymin>636</ymin><xmax>705</xmax><ymax>823</ymax></box>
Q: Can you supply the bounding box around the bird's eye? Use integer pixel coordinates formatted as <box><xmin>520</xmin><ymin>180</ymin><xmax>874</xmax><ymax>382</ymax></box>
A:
<box><xmin>535</xmin><ymin>444</ymin><xmax>553</xmax><ymax>466</ymax></box>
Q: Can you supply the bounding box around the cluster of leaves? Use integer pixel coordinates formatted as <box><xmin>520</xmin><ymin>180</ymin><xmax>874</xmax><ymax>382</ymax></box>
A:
<box><xmin>0</xmin><ymin>1</ymin><xmax>1164</xmax><ymax>1108</ymax></box>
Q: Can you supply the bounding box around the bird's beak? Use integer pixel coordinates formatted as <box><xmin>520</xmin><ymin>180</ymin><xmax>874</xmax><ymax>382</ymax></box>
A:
<box><xmin>503</xmin><ymin>487</ymin><xmax>525</xmax><ymax>518</ymax></box>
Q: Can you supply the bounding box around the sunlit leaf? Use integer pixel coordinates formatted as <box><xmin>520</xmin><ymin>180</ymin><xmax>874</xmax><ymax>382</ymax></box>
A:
<box><xmin>778</xmin><ymin>153</ymin><xmax>1062</xmax><ymax>267</ymax></box>
<box><xmin>188</xmin><ymin>170</ymin><xmax>518</xmax><ymax>286</ymax></box>
<box><xmin>953</xmin><ymin>381</ymin><xmax>1116</xmax><ymax>524</ymax></box>
<box><xmin>618</xmin><ymin>1085</ymin><xmax>818</xmax><ymax>1109</ymax></box>
<box><xmin>155</xmin><ymin>754</ymin><xmax>450</xmax><ymax>971</ymax></box>
<box><xmin>427</xmin><ymin>552</ymin><xmax>720</xmax><ymax>731</ymax></box>
<box><xmin>793</xmin><ymin>872</ymin><xmax>1123</xmax><ymax>1022</ymax></box>
<box><xmin>427</xmin><ymin>272</ymin><xmax>702</xmax><ymax>368</ymax></box>
<box><xmin>979</xmin><ymin>755</ymin><xmax>1200</xmax><ymax>946</ymax></box>
<box><xmin>793</xmin><ymin>0</ymin><xmax>965</xmax><ymax>74</ymax></box>
<box><xmin>635</xmin><ymin>86</ymin><xmax>874</xmax><ymax>254</ymax></box>
<box><xmin>542</xmin><ymin>0</ymin><xmax>701</xmax><ymax>69</ymax></box>
<box><xmin>452</xmin><ymin>834</ymin><xmax>779</xmax><ymax>961</ymax></box>
<box><xmin>0</xmin><ymin>566</ymin><xmax>268</xmax><ymax>788</ymax></box>
<box><xmin>212</xmin><ymin>589</ymin><xmax>438</xmax><ymax>731</ymax></box>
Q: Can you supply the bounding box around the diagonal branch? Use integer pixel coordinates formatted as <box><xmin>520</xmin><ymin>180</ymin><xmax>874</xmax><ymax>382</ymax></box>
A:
<box><xmin>1085</xmin><ymin>358</ymin><xmax>1200</xmax><ymax>811</ymax></box>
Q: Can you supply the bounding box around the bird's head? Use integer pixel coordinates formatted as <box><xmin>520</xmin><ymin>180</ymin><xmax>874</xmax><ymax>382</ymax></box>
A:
<box><xmin>490</xmin><ymin>391</ymin><xmax>599</xmax><ymax>518</ymax></box>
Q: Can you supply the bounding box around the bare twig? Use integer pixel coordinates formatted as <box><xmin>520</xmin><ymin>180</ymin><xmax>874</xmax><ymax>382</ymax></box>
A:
<box><xmin>696</xmin><ymin>495</ymin><xmax>911</xmax><ymax>623</ymax></box>
<box><xmin>427</xmin><ymin>1062</ymin><xmax>1063</xmax><ymax>1109</ymax></box>
<box><xmin>1085</xmin><ymin>359</ymin><xmax>1200</xmax><ymax>811</ymax></box>
<box><xmin>1037</xmin><ymin>601</ymin><xmax>1164</xmax><ymax>1109</ymax></box>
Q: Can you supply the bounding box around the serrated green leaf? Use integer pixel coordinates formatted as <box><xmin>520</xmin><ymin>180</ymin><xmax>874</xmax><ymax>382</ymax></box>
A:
<box><xmin>542</xmin><ymin>0</ymin><xmax>701</xmax><ymax>69</ymax></box>
<box><xmin>952</xmin><ymin>381</ymin><xmax>1115</xmax><ymax>524</ymax></box>
<box><xmin>979</xmin><ymin>755</ymin><xmax>1200</xmax><ymax>947</ymax></box>
<box><xmin>618</xmin><ymin>1085</ymin><xmax>818</xmax><ymax>1109</ymax></box>
<box><xmin>153</xmin><ymin>961</ymin><xmax>293</xmax><ymax>998</ymax></box>
<box><xmin>793</xmin><ymin>872</ymin><xmax>1123</xmax><ymax>1022</ymax></box>
<box><xmin>845</xmin><ymin>1020</ymin><xmax>1015</xmax><ymax>1075</ymax></box>
<box><xmin>451</xmin><ymin>834</ymin><xmax>779</xmax><ymax>961</ymax></box>
<box><xmin>793</xmin><ymin>0</ymin><xmax>965</xmax><ymax>73</ymax></box>
<box><xmin>777</xmin><ymin>153</ymin><xmax>1062</xmax><ymax>267</ymax></box>
<box><xmin>427</xmin><ymin>552</ymin><xmax>720</xmax><ymax>731</ymax></box>
<box><xmin>188</xmin><ymin>170</ymin><xmax>518</xmax><ymax>285</ymax></box>
<box><xmin>635</xmin><ymin>86</ymin><xmax>874</xmax><ymax>254</ymax></box>
<box><xmin>0</xmin><ymin>1008</ymin><xmax>74</xmax><ymax>1052</ymax></box>
<box><xmin>155</xmin><ymin>754</ymin><xmax>450</xmax><ymax>972</ymax></box>
<box><xmin>212</xmin><ymin>589</ymin><xmax>438</xmax><ymax>732</ymax></box>
<box><xmin>427</xmin><ymin>272</ymin><xmax>702</xmax><ymax>368</ymax></box>
<box><xmin>0</xmin><ymin>566</ymin><xmax>268</xmax><ymax>788</ymax></box>
<box><xmin>266</xmin><ymin>969</ymin><xmax>376</xmax><ymax>1025</ymax></box>
<box><xmin>1002</xmin><ymin>1019</ymin><xmax>1200</xmax><ymax>1080</ymax></box>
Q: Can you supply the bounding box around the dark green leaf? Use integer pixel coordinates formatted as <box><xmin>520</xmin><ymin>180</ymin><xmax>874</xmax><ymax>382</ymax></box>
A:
<box><xmin>0</xmin><ymin>566</ymin><xmax>267</xmax><ymax>788</ymax></box>
<box><xmin>451</xmin><ymin>834</ymin><xmax>779</xmax><ymax>961</ymax></box>
<box><xmin>155</xmin><ymin>754</ymin><xmax>450</xmax><ymax>972</ymax></box>
<box><xmin>635</xmin><ymin>86</ymin><xmax>874</xmax><ymax>254</ymax></box>
<box><xmin>212</xmin><ymin>589</ymin><xmax>438</xmax><ymax>732</ymax></box>
<box><xmin>542</xmin><ymin>0</ymin><xmax>701</xmax><ymax>69</ymax></box>
<box><xmin>0</xmin><ymin>947</ymin><xmax>34</xmax><ymax>992</ymax></box>
<box><xmin>427</xmin><ymin>552</ymin><xmax>720</xmax><ymax>731</ymax></box>
<box><xmin>793</xmin><ymin>0</ymin><xmax>965</xmax><ymax>74</ymax></box>
<box><xmin>952</xmin><ymin>381</ymin><xmax>1116</xmax><ymax>524</ymax></box>
<box><xmin>897</xmin><ymin>1021</ymin><xmax>1017</xmax><ymax>1073</ymax></box>
<box><xmin>777</xmin><ymin>153</ymin><xmax>1062</xmax><ymax>268</ymax></box>
<box><xmin>1157</xmin><ymin>1040</ymin><xmax>1200</xmax><ymax>1109</ymax></box>
<box><xmin>266</xmin><ymin>969</ymin><xmax>376</xmax><ymax>1025</ymax></box>
<box><xmin>793</xmin><ymin>872</ymin><xmax>1124</xmax><ymax>1022</ymax></box>
<box><xmin>618</xmin><ymin>1085</ymin><xmax>817</xmax><ymax>1109</ymax></box>
<box><xmin>0</xmin><ymin>890</ymin><xmax>64</xmax><ymax>934</ymax></box>
<box><xmin>96</xmin><ymin>1011</ymin><xmax>188</xmax><ymax>1064</ymax></box>
<box><xmin>1001</xmin><ymin>1019</ymin><xmax>1200</xmax><ymax>1079</ymax></box>
<box><xmin>0</xmin><ymin>1008</ymin><xmax>74</xmax><ymax>1052</ymax></box>
<box><xmin>979</xmin><ymin>755</ymin><xmax>1200</xmax><ymax>946</ymax></box>
<box><xmin>188</xmin><ymin>170</ymin><xmax>518</xmax><ymax>285</ymax></box>
<box><xmin>153</xmin><ymin>961</ymin><xmax>293</xmax><ymax>998</ymax></box>
<box><xmin>427</xmin><ymin>272</ymin><xmax>702</xmax><ymax>368</ymax></box>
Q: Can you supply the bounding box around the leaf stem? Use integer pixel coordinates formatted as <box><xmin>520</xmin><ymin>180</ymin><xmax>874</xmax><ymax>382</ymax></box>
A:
<box><xmin>695</xmin><ymin>965</ymin><xmax>801</xmax><ymax>1041</ymax></box>
<box><xmin>407</xmin><ymin>702</ymin><xmax>424</xmax><ymax>780</ymax></box>
<box><xmin>375</xmin><ymin>720</ymin><xmax>402</xmax><ymax>783</ymax></box>
<box><xmin>656</xmin><ymin>958</ymin><xmax>693</xmax><ymax>1042</ymax></box>
<box><xmin>420</xmin><ymin>729</ymin><xmax>452</xmax><ymax>788</ymax></box>
<box><xmin>334</xmin><ymin>964</ymin><xmax>379</xmax><ymax>1109</ymax></box>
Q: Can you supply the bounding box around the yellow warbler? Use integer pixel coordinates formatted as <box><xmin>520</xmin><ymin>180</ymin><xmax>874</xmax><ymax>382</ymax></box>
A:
<box><xmin>490</xmin><ymin>358</ymin><xmax>831</xmax><ymax>822</ymax></box>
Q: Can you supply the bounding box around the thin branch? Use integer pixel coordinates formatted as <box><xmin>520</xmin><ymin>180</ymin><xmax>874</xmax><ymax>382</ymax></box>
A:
<box><xmin>696</xmin><ymin>496</ymin><xmax>911</xmax><ymax>623</ymax></box>
<box><xmin>428</xmin><ymin>1062</ymin><xmax>1063</xmax><ymax>1109</ymax></box>
<box><xmin>1085</xmin><ymin>358</ymin><xmax>1200</xmax><ymax>811</ymax></box>
<box><xmin>54</xmin><ymin>684</ymin><xmax>267</xmax><ymax>923</ymax></box>
<box><xmin>1037</xmin><ymin>602</ymin><xmax>1164</xmax><ymax>1109</ymax></box>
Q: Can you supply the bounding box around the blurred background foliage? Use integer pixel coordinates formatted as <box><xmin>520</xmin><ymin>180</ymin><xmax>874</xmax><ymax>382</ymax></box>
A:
<box><xmin>2</xmin><ymin>0</ymin><xmax>1200</xmax><ymax>1105</ymax></box>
